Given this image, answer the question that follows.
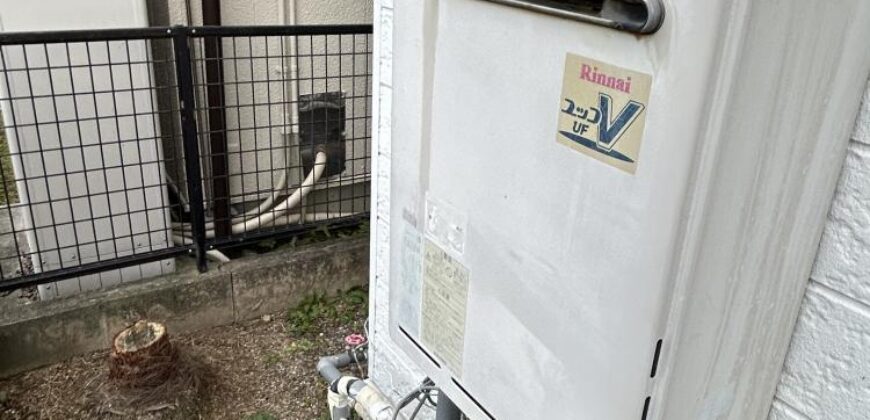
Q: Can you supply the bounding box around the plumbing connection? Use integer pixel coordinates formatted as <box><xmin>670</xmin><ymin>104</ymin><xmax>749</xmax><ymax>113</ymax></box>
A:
<box><xmin>317</xmin><ymin>345</ymin><xmax>395</xmax><ymax>420</ymax></box>
<box><xmin>317</xmin><ymin>346</ymin><xmax>461</xmax><ymax>420</ymax></box>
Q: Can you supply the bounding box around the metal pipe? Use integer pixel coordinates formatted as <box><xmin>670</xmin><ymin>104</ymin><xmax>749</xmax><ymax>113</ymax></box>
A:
<box><xmin>435</xmin><ymin>392</ymin><xmax>462</xmax><ymax>420</ymax></box>
<box><xmin>173</xmin><ymin>26</ymin><xmax>209</xmax><ymax>272</ymax></box>
<box><xmin>201</xmin><ymin>0</ymin><xmax>232</xmax><ymax>238</ymax></box>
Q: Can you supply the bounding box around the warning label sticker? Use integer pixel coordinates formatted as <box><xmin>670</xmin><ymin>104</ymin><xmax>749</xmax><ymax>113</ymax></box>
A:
<box><xmin>557</xmin><ymin>53</ymin><xmax>652</xmax><ymax>174</ymax></box>
<box><xmin>421</xmin><ymin>239</ymin><xmax>469</xmax><ymax>377</ymax></box>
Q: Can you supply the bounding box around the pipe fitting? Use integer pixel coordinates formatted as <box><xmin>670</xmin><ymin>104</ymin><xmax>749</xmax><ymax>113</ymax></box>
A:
<box><xmin>317</xmin><ymin>347</ymin><xmax>367</xmax><ymax>389</ymax></box>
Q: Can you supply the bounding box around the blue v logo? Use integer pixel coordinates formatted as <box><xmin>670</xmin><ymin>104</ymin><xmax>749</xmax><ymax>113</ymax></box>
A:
<box><xmin>558</xmin><ymin>93</ymin><xmax>646</xmax><ymax>163</ymax></box>
<box><xmin>596</xmin><ymin>93</ymin><xmax>645</xmax><ymax>152</ymax></box>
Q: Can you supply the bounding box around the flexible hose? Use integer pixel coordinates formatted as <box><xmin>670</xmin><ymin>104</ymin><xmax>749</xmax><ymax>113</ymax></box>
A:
<box><xmin>172</xmin><ymin>211</ymin><xmax>356</xmax><ymax>242</ymax></box>
<box><xmin>236</xmin><ymin>151</ymin><xmax>326</xmax><ymax>233</ymax></box>
<box><xmin>206</xmin><ymin>249</ymin><xmax>231</xmax><ymax>262</ymax></box>
<box><xmin>232</xmin><ymin>164</ymin><xmax>289</xmax><ymax>222</ymax></box>
<box><xmin>170</xmin><ymin>235</ymin><xmax>231</xmax><ymax>262</ymax></box>
<box><xmin>172</xmin><ymin>151</ymin><xmax>328</xmax><ymax>238</ymax></box>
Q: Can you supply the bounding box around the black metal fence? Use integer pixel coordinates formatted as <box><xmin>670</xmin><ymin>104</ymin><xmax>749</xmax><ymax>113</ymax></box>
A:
<box><xmin>0</xmin><ymin>25</ymin><xmax>372</xmax><ymax>295</ymax></box>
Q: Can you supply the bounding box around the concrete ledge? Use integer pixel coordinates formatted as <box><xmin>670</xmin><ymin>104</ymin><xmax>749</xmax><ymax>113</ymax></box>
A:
<box><xmin>229</xmin><ymin>238</ymin><xmax>369</xmax><ymax>321</ymax></box>
<box><xmin>0</xmin><ymin>238</ymin><xmax>368</xmax><ymax>378</ymax></box>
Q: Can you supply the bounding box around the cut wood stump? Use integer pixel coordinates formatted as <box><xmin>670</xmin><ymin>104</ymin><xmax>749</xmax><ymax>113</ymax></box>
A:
<box><xmin>89</xmin><ymin>320</ymin><xmax>210</xmax><ymax>416</ymax></box>
<box><xmin>108</xmin><ymin>320</ymin><xmax>178</xmax><ymax>388</ymax></box>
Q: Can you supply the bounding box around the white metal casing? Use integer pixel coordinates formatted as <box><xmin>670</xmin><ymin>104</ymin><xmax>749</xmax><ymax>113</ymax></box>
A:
<box><xmin>378</xmin><ymin>0</ymin><xmax>870</xmax><ymax>419</ymax></box>
<box><xmin>0</xmin><ymin>0</ymin><xmax>174</xmax><ymax>298</ymax></box>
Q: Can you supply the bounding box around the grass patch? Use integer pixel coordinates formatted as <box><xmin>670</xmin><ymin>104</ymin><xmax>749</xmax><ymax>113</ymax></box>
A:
<box><xmin>246</xmin><ymin>411</ymin><xmax>278</xmax><ymax>420</ymax></box>
<box><xmin>287</xmin><ymin>338</ymin><xmax>316</xmax><ymax>353</ymax></box>
<box><xmin>286</xmin><ymin>287</ymin><xmax>368</xmax><ymax>336</ymax></box>
<box><xmin>261</xmin><ymin>338</ymin><xmax>317</xmax><ymax>366</ymax></box>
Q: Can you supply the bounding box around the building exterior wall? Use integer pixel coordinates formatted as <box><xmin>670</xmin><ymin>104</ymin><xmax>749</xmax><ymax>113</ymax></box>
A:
<box><xmin>0</xmin><ymin>0</ymin><xmax>176</xmax><ymax>298</ymax></box>
<box><xmin>150</xmin><ymin>0</ymin><xmax>372</xmax><ymax>212</ymax></box>
<box><xmin>770</xmin><ymin>82</ymin><xmax>870</xmax><ymax>420</ymax></box>
<box><xmin>160</xmin><ymin>0</ymin><xmax>373</xmax><ymax>27</ymax></box>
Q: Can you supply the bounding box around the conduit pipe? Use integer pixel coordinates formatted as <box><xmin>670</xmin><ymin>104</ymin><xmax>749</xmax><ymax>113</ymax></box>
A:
<box><xmin>172</xmin><ymin>151</ymin><xmax>327</xmax><ymax>238</ymax></box>
<box><xmin>201</xmin><ymin>0</ymin><xmax>232</xmax><ymax>237</ymax></box>
<box><xmin>172</xmin><ymin>211</ymin><xmax>358</xmax><ymax>239</ymax></box>
<box><xmin>206</xmin><ymin>249</ymin><xmax>231</xmax><ymax>262</ymax></box>
<box><xmin>279</xmin><ymin>0</ymin><xmax>301</xmax><ymax>133</ymax></box>
<box><xmin>233</xmin><ymin>150</ymin><xmax>326</xmax><ymax>232</ymax></box>
<box><xmin>170</xmin><ymin>235</ymin><xmax>231</xmax><ymax>262</ymax></box>
<box><xmin>234</xmin><ymin>168</ymin><xmax>289</xmax><ymax>221</ymax></box>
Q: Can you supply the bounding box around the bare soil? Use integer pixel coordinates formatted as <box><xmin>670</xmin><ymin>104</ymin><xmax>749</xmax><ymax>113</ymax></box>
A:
<box><xmin>0</xmin><ymin>290</ymin><xmax>368</xmax><ymax>420</ymax></box>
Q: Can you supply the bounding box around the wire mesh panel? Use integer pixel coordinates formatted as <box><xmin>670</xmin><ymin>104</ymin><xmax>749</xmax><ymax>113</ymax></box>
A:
<box><xmin>0</xmin><ymin>30</ymin><xmax>187</xmax><ymax>297</ymax></box>
<box><xmin>0</xmin><ymin>25</ymin><xmax>373</xmax><ymax>296</ymax></box>
<box><xmin>181</xmin><ymin>27</ymin><xmax>372</xmax><ymax>247</ymax></box>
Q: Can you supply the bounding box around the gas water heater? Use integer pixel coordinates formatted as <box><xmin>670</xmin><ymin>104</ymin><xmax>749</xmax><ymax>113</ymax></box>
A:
<box><xmin>377</xmin><ymin>0</ymin><xmax>870</xmax><ymax>419</ymax></box>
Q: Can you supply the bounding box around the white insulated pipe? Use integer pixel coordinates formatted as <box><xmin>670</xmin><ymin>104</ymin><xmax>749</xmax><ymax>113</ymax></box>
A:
<box><xmin>172</xmin><ymin>151</ymin><xmax>329</xmax><ymax>238</ymax></box>
<box><xmin>233</xmin><ymin>168</ymin><xmax>289</xmax><ymax>222</ymax></box>
<box><xmin>234</xmin><ymin>150</ymin><xmax>325</xmax><ymax>232</ymax></box>
<box><xmin>279</xmin><ymin>0</ymin><xmax>301</xmax><ymax>133</ymax></box>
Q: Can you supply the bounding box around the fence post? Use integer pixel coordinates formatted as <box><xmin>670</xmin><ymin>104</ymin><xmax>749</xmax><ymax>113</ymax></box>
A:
<box><xmin>172</xmin><ymin>26</ymin><xmax>208</xmax><ymax>272</ymax></box>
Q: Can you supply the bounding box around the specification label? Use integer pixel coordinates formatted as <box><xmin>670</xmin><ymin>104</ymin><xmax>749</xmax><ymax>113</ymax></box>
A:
<box><xmin>421</xmin><ymin>239</ymin><xmax>469</xmax><ymax>377</ymax></box>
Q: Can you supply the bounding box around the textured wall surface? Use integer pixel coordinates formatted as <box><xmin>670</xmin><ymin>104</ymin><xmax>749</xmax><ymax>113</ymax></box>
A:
<box><xmin>152</xmin><ymin>0</ymin><xmax>372</xmax><ymax>208</ymax></box>
<box><xmin>770</xmin><ymin>82</ymin><xmax>870</xmax><ymax>420</ymax></box>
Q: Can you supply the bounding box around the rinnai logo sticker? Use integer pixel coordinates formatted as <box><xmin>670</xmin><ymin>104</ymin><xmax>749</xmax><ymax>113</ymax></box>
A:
<box><xmin>557</xmin><ymin>53</ymin><xmax>652</xmax><ymax>174</ymax></box>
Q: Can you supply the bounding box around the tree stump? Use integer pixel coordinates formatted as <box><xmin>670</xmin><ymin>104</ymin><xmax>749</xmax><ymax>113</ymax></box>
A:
<box><xmin>108</xmin><ymin>320</ymin><xmax>178</xmax><ymax>388</ymax></box>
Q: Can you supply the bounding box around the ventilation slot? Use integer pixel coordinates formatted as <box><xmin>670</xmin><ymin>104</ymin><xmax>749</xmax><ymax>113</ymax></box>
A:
<box><xmin>641</xmin><ymin>396</ymin><xmax>651</xmax><ymax>420</ymax></box>
<box><xmin>398</xmin><ymin>326</ymin><xmax>441</xmax><ymax>369</ymax></box>
<box><xmin>451</xmin><ymin>378</ymin><xmax>496</xmax><ymax>420</ymax></box>
<box><xmin>650</xmin><ymin>339</ymin><xmax>662</xmax><ymax>378</ymax></box>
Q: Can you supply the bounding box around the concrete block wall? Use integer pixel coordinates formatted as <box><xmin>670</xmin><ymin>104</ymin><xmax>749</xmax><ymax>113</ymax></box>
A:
<box><xmin>770</xmin><ymin>81</ymin><xmax>870</xmax><ymax>419</ymax></box>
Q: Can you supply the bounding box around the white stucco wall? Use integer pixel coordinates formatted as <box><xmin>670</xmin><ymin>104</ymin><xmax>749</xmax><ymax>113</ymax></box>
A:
<box><xmin>150</xmin><ymin>0</ymin><xmax>372</xmax><ymax>212</ymax></box>
<box><xmin>161</xmin><ymin>0</ymin><xmax>373</xmax><ymax>26</ymax></box>
<box><xmin>770</xmin><ymin>82</ymin><xmax>870</xmax><ymax>420</ymax></box>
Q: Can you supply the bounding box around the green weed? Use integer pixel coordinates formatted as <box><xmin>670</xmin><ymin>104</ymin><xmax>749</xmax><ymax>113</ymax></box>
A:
<box><xmin>285</xmin><ymin>287</ymin><xmax>368</xmax><ymax>335</ymax></box>
<box><xmin>287</xmin><ymin>293</ymin><xmax>337</xmax><ymax>335</ymax></box>
<box><xmin>246</xmin><ymin>411</ymin><xmax>278</xmax><ymax>420</ymax></box>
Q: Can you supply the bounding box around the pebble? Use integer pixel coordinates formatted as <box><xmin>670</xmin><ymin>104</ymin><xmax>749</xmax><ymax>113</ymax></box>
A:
<box><xmin>261</xmin><ymin>314</ymin><xmax>272</xmax><ymax>323</ymax></box>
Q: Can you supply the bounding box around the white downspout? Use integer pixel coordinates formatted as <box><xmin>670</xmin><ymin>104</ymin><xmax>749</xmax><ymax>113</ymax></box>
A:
<box><xmin>279</xmin><ymin>0</ymin><xmax>300</xmax><ymax>134</ymax></box>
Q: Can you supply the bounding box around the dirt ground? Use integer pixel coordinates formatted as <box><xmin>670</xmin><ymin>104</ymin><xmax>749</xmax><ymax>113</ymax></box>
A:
<box><xmin>0</xmin><ymin>288</ymin><xmax>368</xmax><ymax>420</ymax></box>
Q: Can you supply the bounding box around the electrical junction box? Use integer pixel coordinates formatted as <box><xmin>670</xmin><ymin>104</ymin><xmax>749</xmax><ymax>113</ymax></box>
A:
<box><xmin>299</xmin><ymin>92</ymin><xmax>347</xmax><ymax>178</ymax></box>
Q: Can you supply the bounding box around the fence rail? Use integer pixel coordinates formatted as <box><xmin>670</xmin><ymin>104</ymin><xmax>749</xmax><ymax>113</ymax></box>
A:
<box><xmin>0</xmin><ymin>24</ymin><xmax>372</xmax><ymax>295</ymax></box>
